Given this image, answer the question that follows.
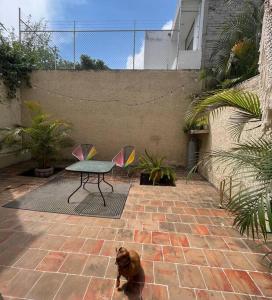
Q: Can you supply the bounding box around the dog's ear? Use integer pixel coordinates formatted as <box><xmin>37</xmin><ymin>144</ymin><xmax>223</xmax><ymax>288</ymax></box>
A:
<box><xmin>115</xmin><ymin>247</ymin><xmax>118</xmax><ymax>253</ymax></box>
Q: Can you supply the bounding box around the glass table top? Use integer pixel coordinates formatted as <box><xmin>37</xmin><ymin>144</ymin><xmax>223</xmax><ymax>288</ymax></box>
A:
<box><xmin>66</xmin><ymin>160</ymin><xmax>115</xmax><ymax>173</ymax></box>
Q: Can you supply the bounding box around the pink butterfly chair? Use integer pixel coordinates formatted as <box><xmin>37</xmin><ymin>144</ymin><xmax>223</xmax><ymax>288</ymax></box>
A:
<box><xmin>112</xmin><ymin>146</ymin><xmax>136</xmax><ymax>177</ymax></box>
<box><xmin>72</xmin><ymin>144</ymin><xmax>97</xmax><ymax>161</ymax></box>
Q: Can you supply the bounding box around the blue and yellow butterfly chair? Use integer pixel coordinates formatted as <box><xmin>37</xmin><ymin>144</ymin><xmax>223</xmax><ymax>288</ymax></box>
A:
<box><xmin>72</xmin><ymin>144</ymin><xmax>97</xmax><ymax>161</ymax></box>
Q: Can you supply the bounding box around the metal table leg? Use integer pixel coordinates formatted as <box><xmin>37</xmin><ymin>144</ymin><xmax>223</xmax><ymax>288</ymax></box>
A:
<box><xmin>68</xmin><ymin>172</ymin><xmax>83</xmax><ymax>203</ymax></box>
<box><xmin>102</xmin><ymin>173</ymin><xmax>114</xmax><ymax>192</ymax></box>
<box><xmin>97</xmin><ymin>173</ymin><xmax>106</xmax><ymax>206</ymax></box>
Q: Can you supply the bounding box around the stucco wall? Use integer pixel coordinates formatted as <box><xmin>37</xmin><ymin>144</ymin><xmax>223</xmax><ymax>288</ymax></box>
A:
<box><xmin>21</xmin><ymin>70</ymin><xmax>201</xmax><ymax>165</ymax></box>
<box><xmin>0</xmin><ymin>81</ymin><xmax>28</xmax><ymax>169</ymax></box>
<box><xmin>198</xmin><ymin>75</ymin><xmax>262</xmax><ymax>189</ymax></box>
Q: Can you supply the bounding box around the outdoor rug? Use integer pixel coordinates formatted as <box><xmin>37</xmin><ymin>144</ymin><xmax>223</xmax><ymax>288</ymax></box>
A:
<box><xmin>3</xmin><ymin>177</ymin><xmax>131</xmax><ymax>219</ymax></box>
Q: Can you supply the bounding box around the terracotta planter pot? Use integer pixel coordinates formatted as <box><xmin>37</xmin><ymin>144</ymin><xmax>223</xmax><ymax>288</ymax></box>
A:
<box><xmin>34</xmin><ymin>167</ymin><xmax>54</xmax><ymax>178</ymax></box>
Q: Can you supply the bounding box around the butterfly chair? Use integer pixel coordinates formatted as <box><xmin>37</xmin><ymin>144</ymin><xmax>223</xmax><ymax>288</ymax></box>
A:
<box><xmin>112</xmin><ymin>146</ymin><xmax>135</xmax><ymax>177</ymax></box>
<box><xmin>72</xmin><ymin>144</ymin><xmax>97</xmax><ymax>161</ymax></box>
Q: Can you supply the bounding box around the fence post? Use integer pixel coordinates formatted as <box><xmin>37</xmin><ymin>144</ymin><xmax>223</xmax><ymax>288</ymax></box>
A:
<box><xmin>133</xmin><ymin>21</ymin><xmax>136</xmax><ymax>70</ymax></box>
<box><xmin>176</xmin><ymin>6</ymin><xmax>182</xmax><ymax>70</ymax></box>
<box><xmin>18</xmin><ymin>8</ymin><xmax>21</xmax><ymax>43</ymax></box>
<box><xmin>73</xmin><ymin>21</ymin><xmax>76</xmax><ymax>70</ymax></box>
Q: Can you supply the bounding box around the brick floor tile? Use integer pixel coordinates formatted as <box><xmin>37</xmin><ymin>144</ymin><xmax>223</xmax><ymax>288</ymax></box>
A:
<box><xmin>97</xmin><ymin>228</ymin><xmax>117</xmax><ymax>240</ymax></box>
<box><xmin>183</xmin><ymin>207</ymin><xmax>198</xmax><ymax>215</ymax></box>
<box><xmin>80</xmin><ymin>226</ymin><xmax>101</xmax><ymax>238</ymax></box>
<box><xmin>174</xmin><ymin>223</ymin><xmax>192</xmax><ymax>234</ymax></box>
<box><xmin>116</xmin><ymin>229</ymin><xmax>134</xmax><ymax>242</ymax></box>
<box><xmin>224</xmin><ymin>269</ymin><xmax>261</xmax><ymax>295</ymax></box>
<box><xmin>158</xmin><ymin>206</ymin><xmax>172</xmax><ymax>213</ymax></box>
<box><xmin>141</xmin><ymin>284</ymin><xmax>169</xmax><ymax>300</ymax></box>
<box><xmin>140</xmin><ymin>260</ymin><xmax>154</xmax><ymax>283</ymax></box>
<box><xmin>196</xmin><ymin>208</ymin><xmax>213</xmax><ymax>216</ymax></box>
<box><xmin>152</xmin><ymin>213</ymin><xmax>166</xmax><ymax>222</ymax></box>
<box><xmin>169</xmin><ymin>286</ymin><xmax>195</xmax><ymax>300</ymax></box>
<box><xmin>60</xmin><ymin>237</ymin><xmax>85</xmax><ymax>252</ymax></box>
<box><xmin>183</xmin><ymin>248</ymin><xmax>207</xmax><ymax>266</ymax></box>
<box><xmin>205</xmin><ymin>236</ymin><xmax>229</xmax><ymax>250</ymax></box>
<box><xmin>171</xmin><ymin>207</ymin><xmax>184</xmax><ymax>214</ymax></box>
<box><xmin>222</xmin><ymin>292</ymin><xmax>251</xmax><ymax>300</ymax></box>
<box><xmin>36</xmin><ymin>251</ymin><xmax>67</xmax><ymax>272</ymax></box>
<box><xmin>188</xmin><ymin>235</ymin><xmax>210</xmax><ymax>249</ymax></box>
<box><xmin>245</xmin><ymin>253</ymin><xmax>271</xmax><ymax>272</ymax></box>
<box><xmin>191</xmin><ymin>224</ymin><xmax>209</xmax><ymax>235</ymax></box>
<box><xmin>105</xmin><ymin>257</ymin><xmax>117</xmax><ymax>279</ymax></box>
<box><xmin>165</xmin><ymin>214</ymin><xmax>180</xmax><ymax>222</ymax></box>
<box><xmin>0</xmin><ymin>266</ymin><xmax>20</xmax><ymax>291</ymax></box>
<box><xmin>82</xmin><ymin>255</ymin><xmax>109</xmax><ymax>277</ymax></box>
<box><xmin>196</xmin><ymin>290</ymin><xmax>224</xmax><ymax>299</ymax></box>
<box><xmin>142</xmin><ymin>244</ymin><xmax>163</xmax><ymax>261</ymax></box>
<box><xmin>142</xmin><ymin>221</ymin><xmax>159</xmax><ymax>231</ymax></box>
<box><xmin>84</xmin><ymin>277</ymin><xmax>114</xmax><ymax>300</ymax></box>
<box><xmin>195</xmin><ymin>216</ymin><xmax>212</xmax><ymax>225</ymax></box>
<box><xmin>208</xmin><ymin>225</ymin><xmax>232</xmax><ymax>237</ymax></box>
<box><xmin>54</xmin><ymin>274</ymin><xmax>90</xmax><ymax>300</ymax></box>
<box><xmin>137</xmin><ymin>212</ymin><xmax>152</xmax><ymax>221</ymax></box>
<box><xmin>249</xmin><ymin>272</ymin><xmax>272</xmax><ymax>297</ymax></box>
<box><xmin>154</xmin><ymin>261</ymin><xmax>179</xmax><ymax>286</ymax></box>
<box><xmin>14</xmin><ymin>249</ymin><xmax>47</xmax><ymax>269</ymax></box>
<box><xmin>2</xmin><ymin>269</ymin><xmax>41</xmax><ymax>298</ymax></box>
<box><xmin>201</xmin><ymin>266</ymin><xmax>233</xmax><ymax>292</ymax></box>
<box><xmin>159</xmin><ymin>222</ymin><xmax>176</xmax><ymax>232</ymax></box>
<box><xmin>80</xmin><ymin>239</ymin><xmax>104</xmax><ymax>255</ymax></box>
<box><xmin>224</xmin><ymin>252</ymin><xmax>255</xmax><ymax>271</ymax></box>
<box><xmin>163</xmin><ymin>246</ymin><xmax>185</xmax><ymax>263</ymax></box>
<box><xmin>223</xmin><ymin>238</ymin><xmax>250</xmax><ymax>252</ymax></box>
<box><xmin>177</xmin><ymin>264</ymin><xmax>206</xmax><ymax>289</ymax></box>
<box><xmin>134</xmin><ymin>230</ymin><xmax>152</xmax><ymax>244</ymax></box>
<box><xmin>145</xmin><ymin>206</ymin><xmax>157</xmax><ymax>213</ymax></box>
<box><xmin>39</xmin><ymin>235</ymin><xmax>67</xmax><ymax>251</ymax></box>
<box><xmin>47</xmin><ymin>223</ymin><xmax>66</xmax><ymax>235</ymax></box>
<box><xmin>59</xmin><ymin>253</ymin><xmax>88</xmax><ymax>274</ymax></box>
<box><xmin>169</xmin><ymin>233</ymin><xmax>189</xmax><ymax>247</ymax></box>
<box><xmin>122</xmin><ymin>242</ymin><xmax>143</xmax><ymax>256</ymax></box>
<box><xmin>26</xmin><ymin>272</ymin><xmax>65</xmax><ymax>300</ymax></box>
<box><xmin>180</xmin><ymin>215</ymin><xmax>196</xmax><ymax>223</ymax></box>
<box><xmin>100</xmin><ymin>240</ymin><xmax>123</xmax><ymax>257</ymax></box>
<box><xmin>111</xmin><ymin>219</ymin><xmax>126</xmax><ymax>229</ymax></box>
<box><xmin>204</xmin><ymin>249</ymin><xmax>230</xmax><ymax>268</ymax></box>
<box><xmin>152</xmin><ymin>231</ymin><xmax>170</xmax><ymax>245</ymax></box>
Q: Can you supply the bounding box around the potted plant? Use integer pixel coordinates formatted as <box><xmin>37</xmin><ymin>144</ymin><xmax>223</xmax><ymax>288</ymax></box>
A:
<box><xmin>1</xmin><ymin>101</ymin><xmax>73</xmax><ymax>177</ymax></box>
<box><xmin>134</xmin><ymin>150</ymin><xmax>176</xmax><ymax>186</ymax></box>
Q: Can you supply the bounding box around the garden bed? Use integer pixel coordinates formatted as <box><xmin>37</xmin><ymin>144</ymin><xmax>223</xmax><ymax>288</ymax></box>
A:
<box><xmin>140</xmin><ymin>173</ymin><xmax>175</xmax><ymax>187</ymax></box>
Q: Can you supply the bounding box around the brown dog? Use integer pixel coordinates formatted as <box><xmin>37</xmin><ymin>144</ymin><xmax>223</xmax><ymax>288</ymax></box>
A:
<box><xmin>115</xmin><ymin>247</ymin><xmax>141</xmax><ymax>289</ymax></box>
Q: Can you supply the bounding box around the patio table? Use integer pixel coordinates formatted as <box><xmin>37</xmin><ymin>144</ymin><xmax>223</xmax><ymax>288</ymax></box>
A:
<box><xmin>65</xmin><ymin>160</ymin><xmax>115</xmax><ymax>206</ymax></box>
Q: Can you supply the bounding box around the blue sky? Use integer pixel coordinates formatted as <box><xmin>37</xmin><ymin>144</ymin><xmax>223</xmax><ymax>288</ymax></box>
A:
<box><xmin>0</xmin><ymin>0</ymin><xmax>178</xmax><ymax>69</ymax></box>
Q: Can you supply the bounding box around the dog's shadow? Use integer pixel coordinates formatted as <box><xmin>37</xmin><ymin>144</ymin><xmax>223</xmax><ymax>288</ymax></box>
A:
<box><xmin>118</xmin><ymin>266</ymin><xmax>145</xmax><ymax>300</ymax></box>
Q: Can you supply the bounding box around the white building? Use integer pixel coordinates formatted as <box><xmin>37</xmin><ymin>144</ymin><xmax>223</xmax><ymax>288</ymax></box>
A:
<box><xmin>144</xmin><ymin>0</ymin><xmax>205</xmax><ymax>70</ymax></box>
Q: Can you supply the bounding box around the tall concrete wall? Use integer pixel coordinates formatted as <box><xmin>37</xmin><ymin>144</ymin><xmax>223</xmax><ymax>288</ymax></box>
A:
<box><xmin>0</xmin><ymin>82</ymin><xmax>28</xmax><ymax>168</ymax></box>
<box><xmin>198</xmin><ymin>76</ymin><xmax>262</xmax><ymax>189</ymax></box>
<box><xmin>21</xmin><ymin>70</ymin><xmax>201</xmax><ymax>165</ymax></box>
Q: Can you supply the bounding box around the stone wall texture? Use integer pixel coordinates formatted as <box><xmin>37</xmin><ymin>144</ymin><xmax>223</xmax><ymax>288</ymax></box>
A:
<box><xmin>198</xmin><ymin>75</ymin><xmax>262</xmax><ymax>190</ymax></box>
<box><xmin>20</xmin><ymin>70</ymin><xmax>201</xmax><ymax>166</ymax></box>
<box><xmin>202</xmin><ymin>0</ymin><xmax>260</xmax><ymax>68</ymax></box>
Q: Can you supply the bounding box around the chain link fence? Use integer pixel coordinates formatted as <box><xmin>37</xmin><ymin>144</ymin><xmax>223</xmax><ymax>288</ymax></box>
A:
<box><xmin>19</xmin><ymin>13</ymin><xmax>180</xmax><ymax>70</ymax></box>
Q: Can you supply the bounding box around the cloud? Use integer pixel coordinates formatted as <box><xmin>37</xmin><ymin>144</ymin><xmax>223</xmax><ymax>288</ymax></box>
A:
<box><xmin>0</xmin><ymin>0</ymin><xmax>87</xmax><ymax>34</ymax></box>
<box><xmin>126</xmin><ymin>42</ymin><xmax>145</xmax><ymax>70</ymax></box>
<box><xmin>162</xmin><ymin>20</ymin><xmax>173</xmax><ymax>30</ymax></box>
<box><xmin>126</xmin><ymin>20</ymin><xmax>173</xmax><ymax>69</ymax></box>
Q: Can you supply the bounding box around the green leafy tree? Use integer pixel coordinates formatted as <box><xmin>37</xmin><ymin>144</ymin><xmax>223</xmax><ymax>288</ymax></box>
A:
<box><xmin>78</xmin><ymin>54</ymin><xmax>109</xmax><ymax>70</ymax></box>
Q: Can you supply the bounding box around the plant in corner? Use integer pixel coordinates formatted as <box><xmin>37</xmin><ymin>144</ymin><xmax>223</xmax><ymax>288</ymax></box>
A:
<box><xmin>134</xmin><ymin>150</ymin><xmax>176</xmax><ymax>186</ymax></box>
<box><xmin>0</xmin><ymin>101</ymin><xmax>73</xmax><ymax>177</ymax></box>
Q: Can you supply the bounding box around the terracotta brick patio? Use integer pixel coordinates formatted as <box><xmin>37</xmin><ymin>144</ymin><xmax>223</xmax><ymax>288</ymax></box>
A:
<box><xmin>0</xmin><ymin>162</ymin><xmax>271</xmax><ymax>300</ymax></box>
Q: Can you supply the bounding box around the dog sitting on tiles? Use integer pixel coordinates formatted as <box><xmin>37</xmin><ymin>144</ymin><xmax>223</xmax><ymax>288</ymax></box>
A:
<box><xmin>115</xmin><ymin>247</ymin><xmax>141</xmax><ymax>290</ymax></box>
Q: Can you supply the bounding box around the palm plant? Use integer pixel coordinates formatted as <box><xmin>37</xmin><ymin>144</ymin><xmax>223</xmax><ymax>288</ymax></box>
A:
<box><xmin>0</xmin><ymin>101</ymin><xmax>73</xmax><ymax>169</ymax></box>
<box><xmin>206</xmin><ymin>0</ymin><xmax>264</xmax><ymax>87</ymax></box>
<box><xmin>134</xmin><ymin>150</ymin><xmax>176</xmax><ymax>185</ymax></box>
<box><xmin>185</xmin><ymin>89</ymin><xmax>262</xmax><ymax>140</ymax></box>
